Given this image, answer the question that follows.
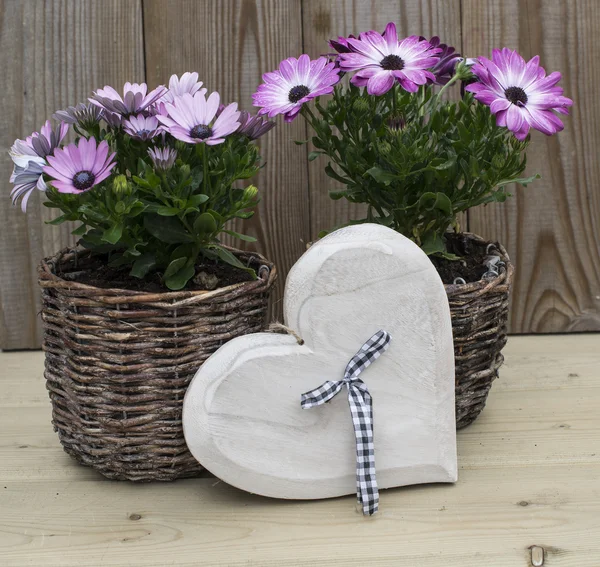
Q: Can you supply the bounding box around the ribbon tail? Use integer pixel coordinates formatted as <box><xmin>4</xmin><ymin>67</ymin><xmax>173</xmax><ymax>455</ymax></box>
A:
<box><xmin>348</xmin><ymin>383</ymin><xmax>378</xmax><ymax>515</ymax></box>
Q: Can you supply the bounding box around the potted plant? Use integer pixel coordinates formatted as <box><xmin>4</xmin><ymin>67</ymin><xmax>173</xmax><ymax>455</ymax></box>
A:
<box><xmin>9</xmin><ymin>72</ymin><xmax>277</xmax><ymax>480</ymax></box>
<box><xmin>252</xmin><ymin>23</ymin><xmax>572</xmax><ymax>428</ymax></box>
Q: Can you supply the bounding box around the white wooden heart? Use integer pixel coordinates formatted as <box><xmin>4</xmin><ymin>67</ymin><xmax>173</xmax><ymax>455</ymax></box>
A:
<box><xmin>183</xmin><ymin>223</ymin><xmax>457</xmax><ymax>500</ymax></box>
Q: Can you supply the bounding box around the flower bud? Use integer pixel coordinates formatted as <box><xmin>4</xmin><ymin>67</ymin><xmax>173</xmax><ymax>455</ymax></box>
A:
<box><xmin>243</xmin><ymin>185</ymin><xmax>259</xmax><ymax>201</ymax></box>
<box><xmin>180</xmin><ymin>164</ymin><xmax>191</xmax><ymax>179</ymax></box>
<box><xmin>378</xmin><ymin>141</ymin><xmax>392</xmax><ymax>155</ymax></box>
<box><xmin>352</xmin><ymin>98</ymin><xmax>370</xmax><ymax>113</ymax></box>
<box><xmin>112</xmin><ymin>174</ymin><xmax>129</xmax><ymax>196</ymax></box>
<box><xmin>387</xmin><ymin>114</ymin><xmax>406</xmax><ymax>132</ymax></box>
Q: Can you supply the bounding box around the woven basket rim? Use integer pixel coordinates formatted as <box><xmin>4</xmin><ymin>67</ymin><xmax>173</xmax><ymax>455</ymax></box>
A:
<box><xmin>443</xmin><ymin>232</ymin><xmax>514</xmax><ymax>298</ymax></box>
<box><xmin>38</xmin><ymin>246</ymin><xmax>277</xmax><ymax>302</ymax></box>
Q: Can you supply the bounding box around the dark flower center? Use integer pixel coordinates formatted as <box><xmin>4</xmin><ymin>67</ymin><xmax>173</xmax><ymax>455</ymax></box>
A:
<box><xmin>380</xmin><ymin>54</ymin><xmax>405</xmax><ymax>71</ymax></box>
<box><xmin>72</xmin><ymin>170</ymin><xmax>95</xmax><ymax>190</ymax></box>
<box><xmin>505</xmin><ymin>86</ymin><xmax>528</xmax><ymax>105</ymax></box>
<box><xmin>288</xmin><ymin>85</ymin><xmax>310</xmax><ymax>103</ymax></box>
<box><xmin>190</xmin><ymin>124</ymin><xmax>213</xmax><ymax>139</ymax></box>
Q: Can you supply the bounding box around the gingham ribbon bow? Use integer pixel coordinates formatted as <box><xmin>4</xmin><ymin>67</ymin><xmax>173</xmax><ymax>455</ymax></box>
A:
<box><xmin>301</xmin><ymin>330</ymin><xmax>392</xmax><ymax>516</ymax></box>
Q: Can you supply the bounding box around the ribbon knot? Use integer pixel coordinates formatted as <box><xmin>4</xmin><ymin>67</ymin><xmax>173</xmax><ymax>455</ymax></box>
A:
<box><xmin>300</xmin><ymin>330</ymin><xmax>392</xmax><ymax>515</ymax></box>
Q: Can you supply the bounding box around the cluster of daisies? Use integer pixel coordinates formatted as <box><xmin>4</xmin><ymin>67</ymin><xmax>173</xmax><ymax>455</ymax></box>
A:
<box><xmin>9</xmin><ymin>72</ymin><xmax>274</xmax><ymax>211</ymax></box>
<box><xmin>252</xmin><ymin>22</ymin><xmax>572</xmax><ymax>139</ymax></box>
<box><xmin>9</xmin><ymin>23</ymin><xmax>573</xmax><ymax>213</ymax></box>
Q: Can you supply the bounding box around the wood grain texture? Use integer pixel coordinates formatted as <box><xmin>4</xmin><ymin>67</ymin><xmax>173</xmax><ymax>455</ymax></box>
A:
<box><xmin>143</xmin><ymin>0</ymin><xmax>309</xmax><ymax>322</ymax></box>
<box><xmin>301</xmin><ymin>0</ymin><xmax>463</xmax><ymax>238</ymax></box>
<box><xmin>0</xmin><ymin>0</ymin><xmax>145</xmax><ymax>349</ymax></box>
<box><xmin>1</xmin><ymin>335</ymin><xmax>600</xmax><ymax>565</ymax></box>
<box><xmin>463</xmin><ymin>0</ymin><xmax>600</xmax><ymax>333</ymax></box>
<box><xmin>183</xmin><ymin>225</ymin><xmax>456</xmax><ymax>498</ymax></box>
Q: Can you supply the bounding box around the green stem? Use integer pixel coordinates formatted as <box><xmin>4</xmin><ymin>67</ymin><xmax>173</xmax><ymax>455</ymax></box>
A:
<box><xmin>301</xmin><ymin>104</ymin><xmax>319</xmax><ymax>132</ymax></box>
<box><xmin>433</xmin><ymin>72</ymin><xmax>462</xmax><ymax>105</ymax></box>
<box><xmin>202</xmin><ymin>143</ymin><xmax>210</xmax><ymax>196</ymax></box>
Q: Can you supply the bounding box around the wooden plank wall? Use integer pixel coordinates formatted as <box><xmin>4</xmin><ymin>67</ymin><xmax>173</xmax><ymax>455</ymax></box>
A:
<box><xmin>0</xmin><ymin>0</ymin><xmax>598</xmax><ymax>349</ymax></box>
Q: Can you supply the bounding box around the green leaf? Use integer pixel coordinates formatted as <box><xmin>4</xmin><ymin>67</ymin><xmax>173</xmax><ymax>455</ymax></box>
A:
<box><xmin>213</xmin><ymin>246</ymin><xmax>256</xmax><ymax>277</ymax></box>
<box><xmin>171</xmin><ymin>244</ymin><xmax>194</xmax><ymax>261</ymax></box>
<box><xmin>418</xmin><ymin>192</ymin><xmax>452</xmax><ymax>215</ymax></box>
<box><xmin>294</xmin><ymin>139</ymin><xmax>309</xmax><ymax>145</ymax></box>
<box><xmin>223</xmin><ymin>229</ymin><xmax>257</xmax><ymax>242</ymax></box>
<box><xmin>132</xmin><ymin>176</ymin><xmax>150</xmax><ymax>188</ymax></box>
<box><xmin>188</xmin><ymin>194</ymin><xmax>209</xmax><ymax>207</ymax></box>
<box><xmin>193</xmin><ymin>212</ymin><xmax>217</xmax><ymax>234</ymax></box>
<box><xmin>329</xmin><ymin>189</ymin><xmax>349</xmax><ymax>200</ymax></box>
<box><xmin>366</xmin><ymin>167</ymin><xmax>396</xmax><ymax>186</ymax></box>
<box><xmin>434</xmin><ymin>192</ymin><xmax>452</xmax><ymax>215</ymax></box>
<box><xmin>308</xmin><ymin>151</ymin><xmax>322</xmax><ymax>162</ymax></box>
<box><xmin>144</xmin><ymin>214</ymin><xmax>194</xmax><ymax>243</ymax></box>
<box><xmin>165</xmin><ymin>264</ymin><xmax>196</xmax><ymax>290</ymax></box>
<box><xmin>234</xmin><ymin>211</ymin><xmax>254</xmax><ymax>219</ymax></box>
<box><xmin>115</xmin><ymin>201</ymin><xmax>126</xmax><ymax>214</ymax></box>
<box><xmin>432</xmin><ymin>158</ymin><xmax>455</xmax><ymax>171</ymax></box>
<box><xmin>145</xmin><ymin>171</ymin><xmax>161</xmax><ymax>188</ymax></box>
<box><xmin>324</xmin><ymin>163</ymin><xmax>350</xmax><ymax>184</ymax></box>
<box><xmin>497</xmin><ymin>174</ymin><xmax>540</xmax><ymax>187</ymax></box>
<box><xmin>421</xmin><ymin>232</ymin><xmax>446</xmax><ymax>255</ymax></box>
<box><xmin>102</xmin><ymin>223</ymin><xmax>123</xmax><ymax>244</ymax></box>
<box><xmin>207</xmin><ymin>209</ymin><xmax>225</xmax><ymax>223</ymax></box>
<box><xmin>164</xmin><ymin>257</ymin><xmax>187</xmax><ymax>279</ymax></box>
<box><xmin>157</xmin><ymin>206</ymin><xmax>180</xmax><ymax>216</ymax></box>
<box><xmin>71</xmin><ymin>224</ymin><xmax>87</xmax><ymax>236</ymax></box>
<box><xmin>47</xmin><ymin>214</ymin><xmax>69</xmax><ymax>225</ymax></box>
<box><xmin>78</xmin><ymin>204</ymin><xmax>106</xmax><ymax>222</ymax></box>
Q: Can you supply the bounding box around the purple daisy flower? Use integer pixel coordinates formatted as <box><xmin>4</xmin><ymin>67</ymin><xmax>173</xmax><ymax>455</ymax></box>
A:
<box><xmin>466</xmin><ymin>48</ymin><xmax>573</xmax><ymax>140</ymax></box>
<box><xmin>123</xmin><ymin>114</ymin><xmax>161</xmax><ymax>140</ymax></box>
<box><xmin>90</xmin><ymin>82</ymin><xmax>167</xmax><ymax>117</ymax></box>
<box><xmin>419</xmin><ymin>36</ymin><xmax>461</xmax><ymax>85</ymax></box>
<box><xmin>252</xmin><ymin>55</ymin><xmax>340</xmax><ymax>122</ymax></box>
<box><xmin>157</xmin><ymin>91</ymin><xmax>240</xmax><ymax>145</ymax></box>
<box><xmin>53</xmin><ymin>103</ymin><xmax>103</xmax><ymax>129</ymax></box>
<box><xmin>163</xmin><ymin>72</ymin><xmax>206</xmax><ymax>103</ymax></box>
<box><xmin>329</xmin><ymin>34</ymin><xmax>358</xmax><ymax>54</ymax></box>
<box><xmin>148</xmin><ymin>146</ymin><xmax>177</xmax><ymax>171</ymax></box>
<box><xmin>28</xmin><ymin>120</ymin><xmax>69</xmax><ymax>159</ymax></box>
<box><xmin>9</xmin><ymin>161</ymin><xmax>46</xmax><ymax>212</ymax></box>
<box><xmin>236</xmin><ymin>111</ymin><xmax>276</xmax><ymax>139</ymax></box>
<box><xmin>43</xmin><ymin>137</ymin><xmax>116</xmax><ymax>194</ymax></box>
<box><xmin>338</xmin><ymin>23</ymin><xmax>441</xmax><ymax>95</ymax></box>
<box><xmin>8</xmin><ymin>121</ymin><xmax>69</xmax><ymax>211</ymax></box>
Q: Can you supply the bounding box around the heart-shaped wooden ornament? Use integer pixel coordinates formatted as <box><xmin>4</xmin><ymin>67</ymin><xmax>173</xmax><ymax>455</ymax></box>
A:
<box><xmin>183</xmin><ymin>223</ymin><xmax>457</xmax><ymax>500</ymax></box>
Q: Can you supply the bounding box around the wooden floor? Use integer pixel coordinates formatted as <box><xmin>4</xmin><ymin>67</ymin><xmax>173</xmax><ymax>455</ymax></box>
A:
<box><xmin>1</xmin><ymin>335</ymin><xmax>599</xmax><ymax>566</ymax></box>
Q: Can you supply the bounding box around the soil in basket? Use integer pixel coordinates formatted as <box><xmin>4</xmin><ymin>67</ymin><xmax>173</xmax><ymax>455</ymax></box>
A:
<box><xmin>57</xmin><ymin>254</ymin><xmax>254</xmax><ymax>293</ymax></box>
<box><xmin>430</xmin><ymin>233</ymin><xmax>495</xmax><ymax>284</ymax></box>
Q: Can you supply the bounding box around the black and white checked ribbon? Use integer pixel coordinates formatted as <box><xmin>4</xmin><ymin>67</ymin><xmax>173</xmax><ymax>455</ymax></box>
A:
<box><xmin>301</xmin><ymin>330</ymin><xmax>392</xmax><ymax>515</ymax></box>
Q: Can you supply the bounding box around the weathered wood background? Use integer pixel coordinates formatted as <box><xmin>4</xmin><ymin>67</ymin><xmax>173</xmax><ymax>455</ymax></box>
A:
<box><xmin>0</xmin><ymin>0</ymin><xmax>598</xmax><ymax>349</ymax></box>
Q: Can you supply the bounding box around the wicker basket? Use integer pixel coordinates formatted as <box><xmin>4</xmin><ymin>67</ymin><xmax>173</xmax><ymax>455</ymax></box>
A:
<box><xmin>443</xmin><ymin>233</ymin><xmax>513</xmax><ymax>429</ymax></box>
<box><xmin>38</xmin><ymin>247</ymin><xmax>277</xmax><ymax>481</ymax></box>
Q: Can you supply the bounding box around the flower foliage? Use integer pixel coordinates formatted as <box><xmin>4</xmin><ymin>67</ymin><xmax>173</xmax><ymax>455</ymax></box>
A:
<box><xmin>253</xmin><ymin>23</ymin><xmax>572</xmax><ymax>257</ymax></box>
<box><xmin>9</xmin><ymin>73</ymin><xmax>275</xmax><ymax>290</ymax></box>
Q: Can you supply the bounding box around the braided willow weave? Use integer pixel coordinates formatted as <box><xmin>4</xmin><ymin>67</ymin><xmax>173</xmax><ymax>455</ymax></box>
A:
<box><xmin>39</xmin><ymin>248</ymin><xmax>277</xmax><ymax>481</ymax></box>
<box><xmin>445</xmin><ymin>233</ymin><xmax>513</xmax><ymax>429</ymax></box>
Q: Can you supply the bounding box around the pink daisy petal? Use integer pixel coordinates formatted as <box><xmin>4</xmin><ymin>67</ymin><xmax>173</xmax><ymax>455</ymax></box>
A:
<box><xmin>204</xmin><ymin>92</ymin><xmax>221</xmax><ymax>124</ymax></box>
<box><xmin>50</xmin><ymin>180</ymin><xmax>81</xmax><ymax>194</ymax></box>
<box><xmin>367</xmin><ymin>72</ymin><xmax>395</xmax><ymax>95</ymax></box>
<box><xmin>384</xmin><ymin>22</ymin><xmax>398</xmax><ymax>47</ymax></box>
